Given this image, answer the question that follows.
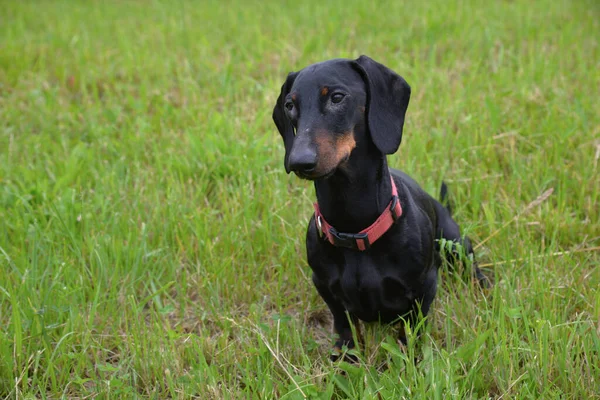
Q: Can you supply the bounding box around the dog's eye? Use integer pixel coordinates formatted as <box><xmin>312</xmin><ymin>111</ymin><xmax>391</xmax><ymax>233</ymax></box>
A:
<box><xmin>285</xmin><ymin>101</ymin><xmax>294</xmax><ymax>111</ymax></box>
<box><xmin>331</xmin><ymin>93</ymin><xmax>345</xmax><ymax>104</ymax></box>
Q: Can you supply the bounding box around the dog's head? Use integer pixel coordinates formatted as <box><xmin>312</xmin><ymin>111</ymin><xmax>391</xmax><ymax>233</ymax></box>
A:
<box><xmin>272</xmin><ymin>55</ymin><xmax>411</xmax><ymax>180</ymax></box>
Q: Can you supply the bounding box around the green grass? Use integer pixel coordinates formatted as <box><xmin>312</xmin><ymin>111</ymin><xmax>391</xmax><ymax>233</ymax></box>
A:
<box><xmin>1</xmin><ymin>0</ymin><xmax>599</xmax><ymax>398</ymax></box>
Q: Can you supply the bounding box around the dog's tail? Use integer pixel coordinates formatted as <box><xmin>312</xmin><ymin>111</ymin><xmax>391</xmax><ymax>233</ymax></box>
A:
<box><xmin>440</xmin><ymin>181</ymin><xmax>453</xmax><ymax>216</ymax></box>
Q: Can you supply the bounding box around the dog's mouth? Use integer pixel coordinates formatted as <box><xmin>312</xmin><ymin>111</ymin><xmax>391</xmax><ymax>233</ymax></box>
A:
<box><xmin>294</xmin><ymin>155</ymin><xmax>350</xmax><ymax>181</ymax></box>
<box><xmin>294</xmin><ymin>158</ymin><xmax>350</xmax><ymax>181</ymax></box>
<box><xmin>294</xmin><ymin>169</ymin><xmax>335</xmax><ymax>181</ymax></box>
<box><xmin>292</xmin><ymin>151</ymin><xmax>352</xmax><ymax>180</ymax></box>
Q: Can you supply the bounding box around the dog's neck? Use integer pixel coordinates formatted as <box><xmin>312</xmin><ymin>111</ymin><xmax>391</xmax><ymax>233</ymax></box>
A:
<box><xmin>313</xmin><ymin>142</ymin><xmax>394</xmax><ymax>233</ymax></box>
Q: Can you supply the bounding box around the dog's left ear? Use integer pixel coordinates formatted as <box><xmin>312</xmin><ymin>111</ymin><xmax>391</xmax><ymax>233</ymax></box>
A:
<box><xmin>272</xmin><ymin>71</ymin><xmax>298</xmax><ymax>173</ymax></box>
<box><xmin>352</xmin><ymin>55</ymin><xmax>411</xmax><ymax>154</ymax></box>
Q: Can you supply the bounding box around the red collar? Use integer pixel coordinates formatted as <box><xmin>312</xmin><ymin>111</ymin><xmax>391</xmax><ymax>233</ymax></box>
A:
<box><xmin>313</xmin><ymin>177</ymin><xmax>402</xmax><ymax>251</ymax></box>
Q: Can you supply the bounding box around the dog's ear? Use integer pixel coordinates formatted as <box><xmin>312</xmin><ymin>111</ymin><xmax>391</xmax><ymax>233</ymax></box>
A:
<box><xmin>272</xmin><ymin>71</ymin><xmax>298</xmax><ymax>173</ymax></box>
<box><xmin>352</xmin><ymin>55</ymin><xmax>411</xmax><ymax>154</ymax></box>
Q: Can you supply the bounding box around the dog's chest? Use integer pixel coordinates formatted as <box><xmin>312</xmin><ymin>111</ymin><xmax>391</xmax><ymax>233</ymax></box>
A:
<box><xmin>329</xmin><ymin>254</ymin><xmax>416</xmax><ymax>322</ymax></box>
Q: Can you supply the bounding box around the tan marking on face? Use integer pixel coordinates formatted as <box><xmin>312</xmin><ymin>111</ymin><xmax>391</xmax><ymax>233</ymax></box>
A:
<box><xmin>314</xmin><ymin>130</ymin><xmax>356</xmax><ymax>175</ymax></box>
<box><xmin>291</xmin><ymin>93</ymin><xmax>297</xmax><ymax>101</ymax></box>
<box><xmin>321</xmin><ymin>86</ymin><xmax>329</xmax><ymax>96</ymax></box>
<box><xmin>336</xmin><ymin>131</ymin><xmax>356</xmax><ymax>161</ymax></box>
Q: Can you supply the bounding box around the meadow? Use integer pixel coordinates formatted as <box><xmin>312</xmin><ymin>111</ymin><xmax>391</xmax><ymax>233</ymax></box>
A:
<box><xmin>1</xmin><ymin>0</ymin><xmax>599</xmax><ymax>398</ymax></box>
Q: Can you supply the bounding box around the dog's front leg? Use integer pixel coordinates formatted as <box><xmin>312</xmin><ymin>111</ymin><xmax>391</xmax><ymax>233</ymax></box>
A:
<box><xmin>312</xmin><ymin>274</ymin><xmax>361</xmax><ymax>362</ymax></box>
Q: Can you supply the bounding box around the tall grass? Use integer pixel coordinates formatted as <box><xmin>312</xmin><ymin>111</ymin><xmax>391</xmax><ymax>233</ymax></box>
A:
<box><xmin>1</xmin><ymin>0</ymin><xmax>599</xmax><ymax>398</ymax></box>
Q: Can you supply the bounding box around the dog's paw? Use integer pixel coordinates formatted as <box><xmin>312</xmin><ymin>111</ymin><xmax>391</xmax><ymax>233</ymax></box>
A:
<box><xmin>330</xmin><ymin>345</ymin><xmax>359</xmax><ymax>363</ymax></box>
<box><xmin>475</xmin><ymin>267</ymin><xmax>493</xmax><ymax>288</ymax></box>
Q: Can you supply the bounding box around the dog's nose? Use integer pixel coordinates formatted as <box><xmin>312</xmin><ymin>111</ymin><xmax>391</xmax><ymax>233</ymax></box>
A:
<box><xmin>288</xmin><ymin>148</ymin><xmax>317</xmax><ymax>174</ymax></box>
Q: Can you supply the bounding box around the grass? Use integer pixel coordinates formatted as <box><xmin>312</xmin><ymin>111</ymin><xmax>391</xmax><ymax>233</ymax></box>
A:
<box><xmin>1</xmin><ymin>0</ymin><xmax>599</xmax><ymax>398</ymax></box>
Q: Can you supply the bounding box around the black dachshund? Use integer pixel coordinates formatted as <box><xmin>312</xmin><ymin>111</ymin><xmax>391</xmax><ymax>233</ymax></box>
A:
<box><xmin>273</xmin><ymin>55</ymin><xmax>487</xmax><ymax>360</ymax></box>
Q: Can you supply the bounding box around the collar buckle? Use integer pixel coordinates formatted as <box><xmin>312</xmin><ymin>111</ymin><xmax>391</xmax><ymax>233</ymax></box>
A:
<box><xmin>329</xmin><ymin>227</ymin><xmax>371</xmax><ymax>251</ymax></box>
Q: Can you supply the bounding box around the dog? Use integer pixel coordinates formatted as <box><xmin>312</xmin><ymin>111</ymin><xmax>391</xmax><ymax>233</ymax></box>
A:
<box><xmin>272</xmin><ymin>55</ymin><xmax>487</xmax><ymax>361</ymax></box>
